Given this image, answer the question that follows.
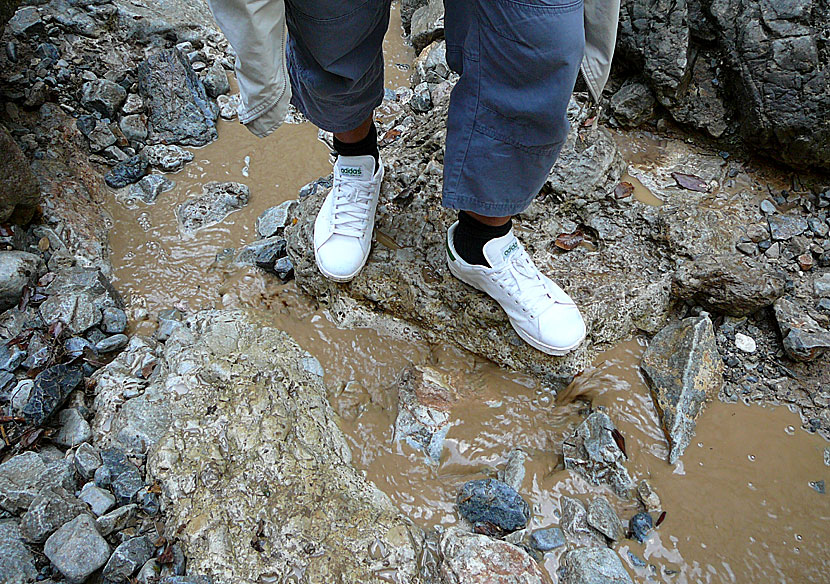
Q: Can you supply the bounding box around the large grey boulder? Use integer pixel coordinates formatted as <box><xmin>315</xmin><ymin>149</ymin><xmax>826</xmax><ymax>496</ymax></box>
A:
<box><xmin>559</xmin><ymin>547</ymin><xmax>634</xmax><ymax>584</ymax></box>
<box><xmin>137</xmin><ymin>48</ymin><xmax>218</xmax><ymax>146</ymax></box>
<box><xmin>0</xmin><ymin>519</ymin><xmax>38</xmax><ymax>584</ymax></box>
<box><xmin>0</xmin><ymin>251</ymin><xmax>43</xmax><ymax>312</ymax></box>
<box><xmin>0</xmin><ymin>124</ymin><xmax>40</xmax><ymax>224</ymax></box>
<box><xmin>20</xmin><ymin>487</ymin><xmax>86</xmax><ymax>543</ymax></box>
<box><xmin>641</xmin><ymin>315</ymin><xmax>724</xmax><ymax>463</ymax></box>
<box><xmin>44</xmin><ymin>514</ymin><xmax>111</xmax><ymax>583</ymax></box>
<box><xmin>108</xmin><ymin>310</ymin><xmax>426</xmax><ymax>583</ymax></box>
<box><xmin>438</xmin><ymin>527</ymin><xmax>546</xmax><ymax>584</ymax></box>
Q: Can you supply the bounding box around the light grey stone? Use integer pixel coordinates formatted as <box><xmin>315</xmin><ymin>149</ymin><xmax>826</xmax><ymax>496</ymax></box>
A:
<box><xmin>96</xmin><ymin>504</ymin><xmax>137</xmax><ymax>536</ymax></box>
<box><xmin>255</xmin><ymin>201</ymin><xmax>295</xmax><ymax>238</ymax></box>
<box><xmin>563</xmin><ymin>412</ymin><xmax>633</xmax><ymax>496</ymax></box>
<box><xmin>438</xmin><ymin>527</ymin><xmax>546</xmax><ymax>584</ymax></box>
<box><xmin>177</xmin><ymin>181</ymin><xmax>249</xmax><ymax>233</ymax></box>
<box><xmin>141</xmin><ymin>144</ymin><xmax>193</xmax><ymax>172</ymax></box>
<box><xmin>95</xmin><ymin>334</ymin><xmax>129</xmax><ymax>353</ymax></box>
<box><xmin>0</xmin><ymin>519</ymin><xmax>38</xmax><ymax>584</ymax></box>
<box><xmin>44</xmin><ymin>514</ymin><xmax>111</xmax><ymax>583</ymax></box>
<box><xmin>20</xmin><ymin>487</ymin><xmax>85</xmax><ymax>543</ymax></box>
<box><xmin>53</xmin><ymin>408</ymin><xmax>92</xmax><ymax>448</ymax></box>
<box><xmin>103</xmin><ymin>536</ymin><xmax>155</xmax><ymax>582</ymax></box>
<box><xmin>74</xmin><ymin>443</ymin><xmax>102</xmax><ymax>479</ymax></box>
<box><xmin>39</xmin><ymin>292</ymin><xmax>103</xmax><ymax>333</ymax></box>
<box><xmin>0</xmin><ymin>251</ymin><xmax>42</xmax><ymax>312</ymax></box>
<box><xmin>560</xmin><ymin>547</ymin><xmax>634</xmax><ymax>584</ymax></box>
<box><xmin>586</xmin><ymin>497</ymin><xmax>624</xmax><ymax>541</ymax></box>
<box><xmin>559</xmin><ymin>497</ymin><xmax>606</xmax><ymax>548</ymax></box>
<box><xmin>0</xmin><ymin>452</ymin><xmax>47</xmax><ymax>513</ymax></box>
<box><xmin>79</xmin><ymin>483</ymin><xmax>115</xmax><ymax>516</ymax></box>
<box><xmin>128</xmin><ymin>175</ymin><xmax>175</xmax><ymax>205</ymax></box>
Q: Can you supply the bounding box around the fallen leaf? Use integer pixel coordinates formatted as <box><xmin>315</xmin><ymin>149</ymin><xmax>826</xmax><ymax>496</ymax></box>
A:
<box><xmin>611</xmin><ymin>427</ymin><xmax>628</xmax><ymax>459</ymax></box>
<box><xmin>656</xmin><ymin>511</ymin><xmax>667</xmax><ymax>527</ymax></box>
<box><xmin>554</xmin><ymin>230</ymin><xmax>584</xmax><ymax>251</ymax></box>
<box><xmin>38</xmin><ymin>236</ymin><xmax>50</xmax><ymax>252</ymax></box>
<box><xmin>17</xmin><ymin>285</ymin><xmax>30</xmax><ymax>311</ymax></box>
<box><xmin>614</xmin><ymin>182</ymin><xmax>634</xmax><ymax>199</ymax></box>
<box><xmin>48</xmin><ymin>320</ymin><xmax>64</xmax><ymax>339</ymax></box>
<box><xmin>582</xmin><ymin>116</ymin><xmax>596</xmax><ymax>127</ymax></box>
<box><xmin>141</xmin><ymin>363</ymin><xmax>156</xmax><ymax>379</ymax></box>
<box><xmin>671</xmin><ymin>172</ymin><xmax>709</xmax><ymax>192</ymax></box>
<box><xmin>157</xmin><ymin>545</ymin><xmax>174</xmax><ymax>565</ymax></box>
<box><xmin>38</xmin><ymin>272</ymin><xmax>56</xmax><ymax>287</ymax></box>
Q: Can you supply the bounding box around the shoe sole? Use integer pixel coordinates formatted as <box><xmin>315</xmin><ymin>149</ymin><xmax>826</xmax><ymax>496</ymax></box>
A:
<box><xmin>447</xmin><ymin>256</ymin><xmax>586</xmax><ymax>357</ymax></box>
<box><xmin>314</xmin><ymin>240</ymin><xmax>372</xmax><ymax>283</ymax></box>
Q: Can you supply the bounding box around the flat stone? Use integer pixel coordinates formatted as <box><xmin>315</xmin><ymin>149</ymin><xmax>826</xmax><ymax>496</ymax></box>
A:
<box><xmin>0</xmin><ymin>519</ymin><xmax>38</xmax><ymax>584</ymax></box>
<box><xmin>40</xmin><ymin>291</ymin><xmax>102</xmax><ymax>333</ymax></box>
<box><xmin>8</xmin><ymin>6</ymin><xmax>44</xmax><ymax>37</ymax></box>
<box><xmin>0</xmin><ymin>343</ymin><xmax>27</xmax><ymax>372</ymax></box>
<box><xmin>96</xmin><ymin>504</ymin><xmax>137</xmax><ymax>536</ymax></box>
<box><xmin>457</xmin><ymin>479</ymin><xmax>529</xmax><ymax>534</ymax></box>
<box><xmin>256</xmin><ymin>201</ymin><xmax>295</xmax><ymax>238</ymax></box>
<box><xmin>105</xmin><ymin>155</ymin><xmax>149</xmax><ymax>189</ymax></box>
<box><xmin>0</xmin><ymin>251</ymin><xmax>42</xmax><ymax>312</ymax></box>
<box><xmin>641</xmin><ymin>315</ymin><xmax>724</xmax><ymax>463</ymax></box>
<box><xmin>21</xmin><ymin>364</ymin><xmax>84</xmax><ymax>426</ymax></box>
<box><xmin>438</xmin><ymin>527</ymin><xmax>546</xmax><ymax>584</ymax></box>
<box><xmin>53</xmin><ymin>408</ymin><xmax>92</xmax><ymax>448</ymax></box>
<box><xmin>177</xmin><ymin>181</ymin><xmax>249</xmax><ymax>233</ymax></box>
<box><xmin>19</xmin><ymin>487</ymin><xmax>85</xmax><ymax>543</ymax></box>
<box><xmin>609</xmin><ymin>79</ymin><xmax>656</xmax><ymax>127</ymax></box>
<box><xmin>9</xmin><ymin>380</ymin><xmax>33</xmax><ymax>416</ymax></box>
<box><xmin>65</xmin><ymin>336</ymin><xmax>97</xmax><ymax>359</ymax></box>
<box><xmin>773</xmin><ymin>296</ymin><xmax>830</xmax><ymax>361</ymax></box>
<box><xmin>119</xmin><ymin>114</ymin><xmax>149</xmax><ymax>143</ymax></box>
<box><xmin>95</xmin><ymin>334</ymin><xmax>129</xmax><ymax>353</ymax></box>
<box><xmin>79</xmin><ymin>483</ymin><xmax>115</xmax><ymax>516</ymax></box>
<box><xmin>760</xmin><ymin>200</ymin><xmax>776</xmax><ymax>214</ymax></box>
<box><xmin>563</xmin><ymin>411</ymin><xmax>633</xmax><ymax>496</ymax></box>
<box><xmin>768</xmin><ymin>215</ymin><xmax>809</xmax><ymax>240</ymax></box>
<box><xmin>0</xmin><ymin>452</ymin><xmax>46</xmax><ymax>513</ymax></box>
<box><xmin>560</xmin><ymin>547</ymin><xmax>634</xmax><ymax>584</ymax></box>
<box><xmin>74</xmin><ymin>442</ymin><xmax>102</xmax><ymax>479</ymax></box>
<box><xmin>142</xmin><ymin>144</ymin><xmax>194</xmax><ymax>172</ymax></box>
<box><xmin>44</xmin><ymin>514</ymin><xmax>111</xmax><ymax>583</ymax></box>
<box><xmin>814</xmin><ymin>274</ymin><xmax>830</xmax><ymax>298</ymax></box>
<box><xmin>672</xmin><ymin>255</ymin><xmax>785</xmax><ymax>316</ymax></box>
<box><xmin>734</xmin><ymin>332</ymin><xmax>757</xmax><ymax>353</ymax></box>
<box><xmin>83</xmin><ymin>119</ymin><xmax>117</xmax><ymax>152</ymax></box>
<box><xmin>559</xmin><ymin>497</ymin><xmax>605</xmax><ymax>548</ymax></box>
<box><xmin>498</xmin><ymin>448</ymin><xmax>527</xmax><ymax>492</ymax></box>
<box><xmin>529</xmin><ymin>527</ymin><xmax>565</xmax><ymax>552</ymax></box>
<box><xmin>103</xmin><ymin>536</ymin><xmax>155</xmax><ymax>582</ymax></box>
<box><xmin>586</xmin><ymin>497</ymin><xmax>624</xmax><ymax>541</ymax></box>
<box><xmin>394</xmin><ymin>365</ymin><xmax>454</xmax><ymax>462</ymax></box>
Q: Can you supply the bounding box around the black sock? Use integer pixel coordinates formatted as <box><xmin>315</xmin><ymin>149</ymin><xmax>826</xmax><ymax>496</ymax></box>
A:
<box><xmin>333</xmin><ymin>123</ymin><xmax>379</xmax><ymax>172</ymax></box>
<box><xmin>453</xmin><ymin>211</ymin><xmax>512</xmax><ymax>267</ymax></box>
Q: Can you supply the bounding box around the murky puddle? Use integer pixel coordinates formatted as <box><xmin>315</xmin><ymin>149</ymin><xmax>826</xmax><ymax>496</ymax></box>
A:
<box><xmin>103</xmin><ymin>4</ymin><xmax>830</xmax><ymax>582</ymax></box>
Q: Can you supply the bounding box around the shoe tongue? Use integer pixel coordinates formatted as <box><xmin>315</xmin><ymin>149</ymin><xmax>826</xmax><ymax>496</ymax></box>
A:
<box><xmin>482</xmin><ymin>230</ymin><xmax>520</xmax><ymax>268</ymax></box>
<box><xmin>335</xmin><ymin>155</ymin><xmax>375</xmax><ymax>182</ymax></box>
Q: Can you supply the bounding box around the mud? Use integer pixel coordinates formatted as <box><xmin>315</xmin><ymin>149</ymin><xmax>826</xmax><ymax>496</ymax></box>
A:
<box><xmin>101</xmin><ymin>9</ymin><xmax>830</xmax><ymax>584</ymax></box>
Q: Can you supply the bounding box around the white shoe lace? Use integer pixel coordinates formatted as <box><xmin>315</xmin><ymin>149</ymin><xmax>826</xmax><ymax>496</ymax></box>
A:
<box><xmin>330</xmin><ymin>176</ymin><xmax>376</xmax><ymax>238</ymax></box>
<box><xmin>491</xmin><ymin>247</ymin><xmax>557</xmax><ymax>319</ymax></box>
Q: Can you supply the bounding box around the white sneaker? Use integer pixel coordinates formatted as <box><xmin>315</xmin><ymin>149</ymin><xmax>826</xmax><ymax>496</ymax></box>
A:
<box><xmin>446</xmin><ymin>221</ymin><xmax>586</xmax><ymax>356</ymax></box>
<box><xmin>313</xmin><ymin>154</ymin><xmax>384</xmax><ymax>282</ymax></box>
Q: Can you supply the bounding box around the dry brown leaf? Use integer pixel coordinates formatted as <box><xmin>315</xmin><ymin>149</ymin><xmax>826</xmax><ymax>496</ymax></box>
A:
<box><xmin>614</xmin><ymin>182</ymin><xmax>634</xmax><ymax>199</ymax></box>
<box><xmin>554</xmin><ymin>230</ymin><xmax>584</xmax><ymax>251</ymax></box>
<box><xmin>671</xmin><ymin>172</ymin><xmax>709</xmax><ymax>192</ymax></box>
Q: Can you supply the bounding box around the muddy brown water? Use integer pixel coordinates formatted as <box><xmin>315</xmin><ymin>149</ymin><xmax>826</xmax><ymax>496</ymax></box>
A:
<box><xmin>104</xmin><ymin>5</ymin><xmax>830</xmax><ymax>582</ymax></box>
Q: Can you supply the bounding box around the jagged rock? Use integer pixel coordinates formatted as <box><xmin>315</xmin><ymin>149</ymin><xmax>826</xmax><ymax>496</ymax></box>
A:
<box><xmin>672</xmin><ymin>255</ymin><xmax>785</xmax><ymax>316</ymax></box>
<box><xmin>95</xmin><ymin>449</ymin><xmax>143</xmax><ymax>506</ymax></box>
<box><xmin>563</xmin><ymin>411</ymin><xmax>632</xmax><ymax>496</ymax></box>
<box><xmin>773</xmin><ymin>296</ymin><xmax>830</xmax><ymax>361</ymax></box>
<box><xmin>202</xmin><ymin>61</ymin><xmax>230</xmax><ymax>98</ymax></box>
<box><xmin>0</xmin><ymin>251</ymin><xmax>42</xmax><ymax>311</ymax></box>
<box><xmin>96</xmin><ymin>504</ymin><xmax>137</xmax><ymax>536</ymax></box>
<box><xmin>636</xmin><ymin>479</ymin><xmax>661</xmax><ymax>512</ymax></box>
<box><xmin>216</xmin><ymin>93</ymin><xmax>241</xmax><ymax>119</ymax></box>
<box><xmin>44</xmin><ymin>514</ymin><xmax>111</xmax><ymax>583</ymax></box>
<box><xmin>22</xmin><ymin>364</ymin><xmax>84</xmax><ymax>426</ymax></box>
<box><xmin>256</xmin><ymin>201</ymin><xmax>295</xmax><ymax>238</ymax></box>
<box><xmin>641</xmin><ymin>315</ymin><xmax>723</xmax><ymax>463</ymax></box>
<box><xmin>44</xmin><ymin>267</ymin><xmax>124</xmax><ymax>311</ymax></box>
<box><xmin>20</xmin><ymin>487</ymin><xmax>85</xmax><ymax>543</ymax></box>
<box><xmin>438</xmin><ymin>527</ymin><xmax>546</xmax><ymax>584</ymax></box>
<box><xmin>586</xmin><ymin>497</ymin><xmax>624</xmax><ymax>541</ymax></box>
<box><xmin>106</xmin><ymin>155</ymin><xmax>150</xmax><ymax>188</ymax></box>
<box><xmin>53</xmin><ymin>408</ymin><xmax>92</xmax><ymax>448</ymax></box>
<box><xmin>119</xmin><ymin>114</ymin><xmax>149</xmax><ymax>143</ymax></box>
<box><xmin>103</xmin><ymin>536</ymin><xmax>155</xmax><ymax>582</ymax></box>
<box><xmin>609</xmin><ymin>79</ymin><xmax>655</xmax><ymax>127</ymax></box>
<box><xmin>498</xmin><ymin>448</ymin><xmax>527</xmax><ymax>492</ymax></box>
<box><xmin>74</xmin><ymin>442</ymin><xmax>102</xmax><ymax>479</ymax></box>
<box><xmin>0</xmin><ymin>519</ymin><xmax>38</xmax><ymax>584</ymax></box>
<box><xmin>0</xmin><ymin>452</ymin><xmax>45</xmax><ymax>513</ymax></box>
<box><xmin>0</xmin><ymin>124</ymin><xmax>39</xmax><ymax>224</ymax></box>
<box><xmin>560</xmin><ymin>547</ymin><xmax>634</xmax><ymax>584</ymax></box>
<box><xmin>412</xmin><ymin>40</ymin><xmax>449</xmax><ymax>85</ymax></box>
<box><xmin>394</xmin><ymin>365</ymin><xmax>455</xmax><ymax>462</ymax></box>
<box><xmin>768</xmin><ymin>215</ymin><xmax>809</xmax><ymax>241</ymax></box>
<box><xmin>137</xmin><ymin>48</ymin><xmax>218</xmax><ymax>146</ymax></box>
<box><xmin>7</xmin><ymin>6</ymin><xmax>43</xmax><ymax>37</ymax></box>
<box><xmin>559</xmin><ymin>497</ymin><xmax>606</xmax><ymax>548</ymax></box>
<box><xmin>456</xmin><ymin>479</ymin><xmax>530</xmax><ymax>534</ymax></box>
<box><xmin>101</xmin><ymin>306</ymin><xmax>128</xmax><ymax>333</ymax></box>
<box><xmin>177</xmin><ymin>181</ymin><xmax>248</xmax><ymax>233</ymax></box>
<box><xmin>529</xmin><ymin>527</ymin><xmax>565</xmax><ymax>552</ymax></box>
<box><xmin>39</xmin><ymin>291</ymin><xmax>102</xmax><ymax>333</ymax></box>
<box><xmin>81</xmin><ymin>79</ymin><xmax>126</xmax><ymax>119</ymax></box>
<box><xmin>142</xmin><ymin>144</ymin><xmax>194</xmax><ymax>172</ymax></box>
<box><xmin>79</xmin><ymin>118</ymin><xmax>117</xmax><ymax>152</ymax></box>
<box><xmin>629</xmin><ymin>512</ymin><xmax>653</xmax><ymax>543</ymax></box>
<box><xmin>79</xmin><ymin>483</ymin><xmax>115</xmax><ymax>517</ymax></box>
<box><xmin>410</xmin><ymin>0</ymin><xmax>444</xmax><ymax>53</ymax></box>
<box><xmin>126</xmin><ymin>310</ymin><xmax>426</xmax><ymax>582</ymax></box>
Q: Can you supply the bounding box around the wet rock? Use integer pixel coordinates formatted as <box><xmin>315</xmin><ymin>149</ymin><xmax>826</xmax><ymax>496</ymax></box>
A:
<box><xmin>202</xmin><ymin>61</ymin><xmax>230</xmax><ymax>98</ymax></box>
<box><xmin>810</xmin><ymin>480</ymin><xmax>825</xmax><ymax>494</ymax></box>
<box><xmin>96</xmin><ymin>504</ymin><xmax>137</xmax><ymax>536</ymax></box>
<box><xmin>156</xmin><ymin>310</ymin><xmax>184</xmax><ymax>342</ymax></box>
<box><xmin>0</xmin><ymin>452</ymin><xmax>46</xmax><ymax>512</ymax></box>
<box><xmin>457</xmin><ymin>478</ymin><xmax>530</xmax><ymax>534</ymax></box>
<box><xmin>44</xmin><ymin>514</ymin><xmax>111</xmax><ymax>583</ymax></box>
<box><xmin>103</xmin><ymin>536</ymin><xmax>155</xmax><ymax>582</ymax></box>
<box><xmin>95</xmin><ymin>449</ymin><xmax>143</xmax><ymax>506</ymax></box>
<box><xmin>587</xmin><ymin>497</ymin><xmax>624</xmax><ymax>541</ymax></box>
<box><xmin>560</xmin><ymin>547</ymin><xmax>634</xmax><ymax>584</ymax></box>
<box><xmin>773</xmin><ymin>296</ymin><xmax>830</xmax><ymax>361</ymax></box>
<box><xmin>672</xmin><ymin>255</ymin><xmax>785</xmax><ymax>316</ymax></box>
<box><xmin>44</xmin><ymin>267</ymin><xmax>123</xmax><ymax>311</ymax></box>
<box><xmin>53</xmin><ymin>408</ymin><xmax>92</xmax><ymax>448</ymax></box>
<box><xmin>101</xmin><ymin>306</ymin><xmax>128</xmax><ymax>333</ymax></box>
<box><xmin>0</xmin><ymin>251</ymin><xmax>42</xmax><ymax>311</ymax></box>
<box><xmin>216</xmin><ymin>93</ymin><xmax>241</xmax><ymax>119</ymax></box>
<box><xmin>96</xmin><ymin>334</ymin><xmax>129</xmax><ymax>353</ymax></box>
<box><xmin>563</xmin><ymin>411</ymin><xmax>632</xmax><ymax>497</ymax></box>
<box><xmin>0</xmin><ymin>519</ymin><xmax>38</xmax><ymax>584</ymax></box>
<box><xmin>137</xmin><ymin>48</ymin><xmax>218</xmax><ymax>146</ymax></box>
<box><xmin>20</xmin><ymin>487</ymin><xmax>85</xmax><ymax>543</ymax></box>
<box><xmin>74</xmin><ymin>442</ymin><xmax>101</xmax><ymax>479</ymax></box>
<box><xmin>105</xmin><ymin>155</ymin><xmax>150</xmax><ymax>188</ymax></box>
<box><xmin>178</xmin><ymin>181</ymin><xmax>249</xmax><ymax>233</ymax></box>
<box><xmin>410</xmin><ymin>0</ymin><xmax>444</xmax><ymax>53</ymax></box>
<box><xmin>256</xmin><ymin>201</ymin><xmax>295</xmax><ymax>238</ymax></box>
<box><xmin>22</xmin><ymin>364</ymin><xmax>84</xmax><ymax>426</ymax></box>
<box><xmin>636</xmin><ymin>480</ymin><xmax>661</xmax><ymax>512</ymax></box>
<box><xmin>128</xmin><ymin>175</ymin><xmax>175</xmax><ymax>205</ymax></box>
<box><xmin>142</xmin><ymin>144</ymin><xmax>194</xmax><ymax>172</ymax></box>
<box><xmin>629</xmin><ymin>512</ymin><xmax>653</xmax><ymax>543</ymax></box>
<box><xmin>79</xmin><ymin>482</ymin><xmax>115</xmax><ymax>517</ymax></box>
<box><xmin>439</xmin><ymin>527</ymin><xmax>546</xmax><ymax>584</ymax></box>
<box><xmin>498</xmin><ymin>448</ymin><xmax>527</xmax><ymax>492</ymax></box>
<box><xmin>141</xmin><ymin>310</ymin><xmax>423</xmax><ymax>582</ymax></box>
<box><xmin>609</xmin><ymin>79</ymin><xmax>655</xmax><ymax>127</ymax></box>
<box><xmin>394</xmin><ymin>365</ymin><xmax>454</xmax><ymax>462</ymax></box>
<box><xmin>40</xmin><ymin>291</ymin><xmax>102</xmax><ymax>333</ymax></box>
<box><xmin>81</xmin><ymin>79</ymin><xmax>127</xmax><ymax>119</ymax></box>
<box><xmin>641</xmin><ymin>315</ymin><xmax>724</xmax><ymax>464</ymax></box>
<box><xmin>559</xmin><ymin>497</ymin><xmax>605</xmax><ymax>548</ymax></box>
<box><xmin>119</xmin><ymin>115</ymin><xmax>149</xmax><ymax>143</ymax></box>
<box><xmin>768</xmin><ymin>215</ymin><xmax>809</xmax><ymax>241</ymax></box>
<box><xmin>529</xmin><ymin>527</ymin><xmax>565</xmax><ymax>552</ymax></box>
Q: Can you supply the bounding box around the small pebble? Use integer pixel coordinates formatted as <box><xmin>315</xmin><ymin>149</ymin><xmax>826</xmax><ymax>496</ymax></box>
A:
<box><xmin>760</xmin><ymin>200</ymin><xmax>776</xmax><ymax>214</ymax></box>
<box><xmin>629</xmin><ymin>512</ymin><xmax>653</xmax><ymax>543</ymax></box>
<box><xmin>529</xmin><ymin>527</ymin><xmax>566</xmax><ymax>552</ymax></box>
<box><xmin>810</xmin><ymin>480</ymin><xmax>825</xmax><ymax>494</ymax></box>
<box><xmin>734</xmin><ymin>333</ymin><xmax>757</xmax><ymax>353</ymax></box>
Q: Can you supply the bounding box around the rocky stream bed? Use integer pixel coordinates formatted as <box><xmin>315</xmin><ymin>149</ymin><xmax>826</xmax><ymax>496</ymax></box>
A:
<box><xmin>0</xmin><ymin>1</ymin><xmax>829</xmax><ymax>583</ymax></box>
